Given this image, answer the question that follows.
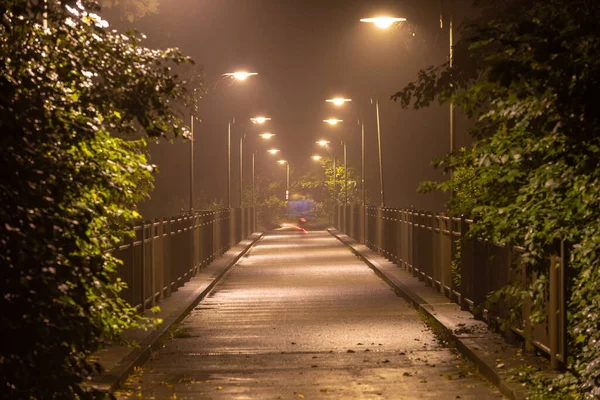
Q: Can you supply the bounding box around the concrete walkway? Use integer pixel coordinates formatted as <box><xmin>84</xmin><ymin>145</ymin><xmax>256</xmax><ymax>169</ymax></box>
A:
<box><xmin>116</xmin><ymin>229</ymin><xmax>503</xmax><ymax>399</ymax></box>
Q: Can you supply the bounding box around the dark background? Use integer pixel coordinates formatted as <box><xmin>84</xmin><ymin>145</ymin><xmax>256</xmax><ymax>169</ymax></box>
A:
<box><xmin>102</xmin><ymin>0</ymin><xmax>475</xmax><ymax>218</ymax></box>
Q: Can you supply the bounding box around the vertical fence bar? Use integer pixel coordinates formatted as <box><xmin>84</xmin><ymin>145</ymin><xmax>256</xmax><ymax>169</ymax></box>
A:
<box><xmin>140</xmin><ymin>222</ymin><xmax>146</xmax><ymax>310</ymax></box>
<box><xmin>150</xmin><ymin>220</ymin><xmax>156</xmax><ymax>307</ymax></box>
<box><xmin>549</xmin><ymin>252</ymin><xmax>559</xmax><ymax>369</ymax></box>
<box><xmin>560</xmin><ymin>240</ymin><xmax>568</xmax><ymax>366</ymax></box>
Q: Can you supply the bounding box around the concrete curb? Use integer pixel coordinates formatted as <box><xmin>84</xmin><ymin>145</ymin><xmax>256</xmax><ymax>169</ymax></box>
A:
<box><xmin>328</xmin><ymin>228</ymin><xmax>539</xmax><ymax>400</ymax></box>
<box><xmin>90</xmin><ymin>232</ymin><xmax>263</xmax><ymax>393</ymax></box>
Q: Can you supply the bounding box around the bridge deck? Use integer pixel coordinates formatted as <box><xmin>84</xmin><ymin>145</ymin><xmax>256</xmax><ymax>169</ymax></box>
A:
<box><xmin>117</xmin><ymin>229</ymin><xmax>502</xmax><ymax>399</ymax></box>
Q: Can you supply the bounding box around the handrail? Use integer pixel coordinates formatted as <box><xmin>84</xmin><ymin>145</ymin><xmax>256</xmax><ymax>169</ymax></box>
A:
<box><xmin>333</xmin><ymin>204</ymin><xmax>567</xmax><ymax>370</ymax></box>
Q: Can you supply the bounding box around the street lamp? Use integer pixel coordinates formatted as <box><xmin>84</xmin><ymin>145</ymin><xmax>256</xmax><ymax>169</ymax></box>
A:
<box><xmin>360</xmin><ymin>16</ymin><xmax>406</xmax><ymax>29</ymax></box>
<box><xmin>221</xmin><ymin>72</ymin><xmax>258</xmax><ymax>209</ymax></box>
<box><xmin>316</xmin><ymin>140</ymin><xmax>330</xmax><ymax>147</ymax></box>
<box><xmin>323</xmin><ymin>118</ymin><xmax>343</xmax><ymax>125</ymax></box>
<box><xmin>326</xmin><ymin>98</ymin><xmax>352</xmax><ymax>106</ymax></box>
<box><xmin>236</xmin><ymin>116</ymin><xmax>273</xmax><ymax>208</ymax></box>
<box><xmin>222</xmin><ymin>71</ymin><xmax>258</xmax><ymax>81</ymax></box>
<box><xmin>250</xmin><ymin>116</ymin><xmax>271</xmax><ymax>124</ymax></box>
<box><xmin>312</xmin><ymin>155</ymin><xmax>322</xmax><ymax>161</ymax></box>
<box><xmin>259</xmin><ymin>132</ymin><xmax>275</xmax><ymax>139</ymax></box>
<box><xmin>358</xmin><ymin>16</ymin><xmax>409</xmax><ymax>207</ymax></box>
<box><xmin>267</xmin><ymin>149</ymin><xmax>280</xmax><ymax>155</ymax></box>
<box><xmin>325</xmin><ymin>97</ymin><xmax>366</xmax><ymax>207</ymax></box>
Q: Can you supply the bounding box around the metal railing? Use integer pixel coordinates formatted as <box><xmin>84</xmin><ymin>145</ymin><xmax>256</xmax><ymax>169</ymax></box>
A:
<box><xmin>335</xmin><ymin>205</ymin><xmax>568</xmax><ymax>369</ymax></box>
<box><xmin>111</xmin><ymin>208</ymin><xmax>254</xmax><ymax>312</ymax></box>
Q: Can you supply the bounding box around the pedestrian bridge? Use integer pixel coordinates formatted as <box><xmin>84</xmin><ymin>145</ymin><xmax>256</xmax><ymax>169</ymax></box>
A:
<box><xmin>113</xmin><ymin>227</ymin><xmax>502</xmax><ymax>399</ymax></box>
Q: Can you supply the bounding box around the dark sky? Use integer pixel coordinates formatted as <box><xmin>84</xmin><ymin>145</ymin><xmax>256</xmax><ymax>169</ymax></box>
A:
<box><xmin>104</xmin><ymin>0</ymin><xmax>474</xmax><ymax>218</ymax></box>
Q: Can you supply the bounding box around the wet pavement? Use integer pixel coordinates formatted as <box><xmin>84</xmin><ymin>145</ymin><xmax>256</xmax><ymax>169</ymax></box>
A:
<box><xmin>117</xmin><ymin>228</ymin><xmax>503</xmax><ymax>399</ymax></box>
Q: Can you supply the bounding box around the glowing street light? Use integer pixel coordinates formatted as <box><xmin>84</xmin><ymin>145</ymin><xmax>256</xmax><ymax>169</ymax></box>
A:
<box><xmin>277</xmin><ymin>160</ymin><xmax>287</xmax><ymax>165</ymax></box>
<box><xmin>326</xmin><ymin>98</ymin><xmax>352</xmax><ymax>106</ymax></box>
<box><xmin>250</xmin><ymin>116</ymin><xmax>271</xmax><ymax>124</ymax></box>
<box><xmin>267</xmin><ymin>149</ymin><xmax>280</xmax><ymax>155</ymax></box>
<box><xmin>259</xmin><ymin>132</ymin><xmax>275</xmax><ymax>139</ymax></box>
<box><xmin>360</xmin><ymin>16</ymin><xmax>406</xmax><ymax>29</ymax></box>
<box><xmin>323</xmin><ymin>118</ymin><xmax>343</xmax><ymax>125</ymax></box>
<box><xmin>316</xmin><ymin>140</ymin><xmax>330</xmax><ymax>147</ymax></box>
<box><xmin>222</xmin><ymin>71</ymin><xmax>258</xmax><ymax>81</ymax></box>
<box><xmin>312</xmin><ymin>155</ymin><xmax>322</xmax><ymax>161</ymax></box>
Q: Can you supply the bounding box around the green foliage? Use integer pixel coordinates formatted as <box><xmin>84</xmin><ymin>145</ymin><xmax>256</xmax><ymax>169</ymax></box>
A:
<box><xmin>0</xmin><ymin>1</ymin><xmax>199</xmax><ymax>398</ymax></box>
<box><xmin>242</xmin><ymin>173</ymin><xmax>287</xmax><ymax>229</ymax></box>
<box><xmin>296</xmin><ymin>157</ymin><xmax>360</xmax><ymax>216</ymax></box>
<box><xmin>394</xmin><ymin>0</ymin><xmax>600</xmax><ymax>397</ymax></box>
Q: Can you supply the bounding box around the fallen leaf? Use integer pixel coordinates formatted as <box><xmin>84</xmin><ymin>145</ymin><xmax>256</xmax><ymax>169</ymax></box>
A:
<box><xmin>298</xmin><ymin>394</ymin><xmax>304</xmax><ymax>398</ymax></box>
<box><xmin>320</xmin><ymin>388</ymin><xmax>328</xmax><ymax>393</ymax></box>
<box><xmin>215</xmin><ymin>386</ymin><xmax>223</xmax><ymax>390</ymax></box>
<box><xmin>347</xmin><ymin>350</ymin><xmax>355</xmax><ymax>353</ymax></box>
<box><xmin>382</xmin><ymin>359</ymin><xmax>390</xmax><ymax>363</ymax></box>
<box><xmin>403</xmin><ymin>372</ymin><xmax>412</xmax><ymax>377</ymax></box>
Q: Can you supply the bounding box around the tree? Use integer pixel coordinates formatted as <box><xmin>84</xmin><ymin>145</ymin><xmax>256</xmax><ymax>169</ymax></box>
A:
<box><xmin>296</xmin><ymin>157</ymin><xmax>360</xmax><ymax>209</ymax></box>
<box><xmin>393</xmin><ymin>0</ymin><xmax>600</xmax><ymax>397</ymax></box>
<box><xmin>0</xmin><ymin>1</ymin><xmax>199</xmax><ymax>397</ymax></box>
<box><xmin>243</xmin><ymin>172</ymin><xmax>286</xmax><ymax>230</ymax></box>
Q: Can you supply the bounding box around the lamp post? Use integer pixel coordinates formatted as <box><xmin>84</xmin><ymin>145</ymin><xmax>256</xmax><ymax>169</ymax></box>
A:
<box><xmin>316</xmin><ymin>139</ymin><xmax>336</xmax><ymax>207</ymax></box>
<box><xmin>220</xmin><ymin>71</ymin><xmax>258</xmax><ymax>208</ymax></box>
<box><xmin>325</xmin><ymin>97</ymin><xmax>367</xmax><ymax>206</ymax></box>
<box><xmin>358</xmin><ymin>16</ymin><xmax>410</xmax><ymax>207</ymax></box>
<box><xmin>325</xmin><ymin>95</ymin><xmax>382</xmax><ymax>206</ymax></box>
<box><xmin>277</xmin><ymin>160</ymin><xmax>290</xmax><ymax>215</ymax></box>
<box><xmin>441</xmin><ymin>1</ymin><xmax>455</xmax><ymax>198</ymax></box>
<box><xmin>323</xmin><ymin>118</ymin><xmax>348</xmax><ymax>205</ymax></box>
<box><xmin>233</xmin><ymin>115</ymin><xmax>271</xmax><ymax>209</ymax></box>
<box><xmin>361</xmin><ymin>13</ymin><xmax>456</xmax><ymax>205</ymax></box>
<box><xmin>375</xmin><ymin>97</ymin><xmax>384</xmax><ymax>207</ymax></box>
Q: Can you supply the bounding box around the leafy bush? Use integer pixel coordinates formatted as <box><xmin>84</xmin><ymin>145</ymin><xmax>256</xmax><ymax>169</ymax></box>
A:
<box><xmin>0</xmin><ymin>1</ymin><xmax>198</xmax><ymax>397</ymax></box>
<box><xmin>394</xmin><ymin>0</ymin><xmax>600</xmax><ymax>397</ymax></box>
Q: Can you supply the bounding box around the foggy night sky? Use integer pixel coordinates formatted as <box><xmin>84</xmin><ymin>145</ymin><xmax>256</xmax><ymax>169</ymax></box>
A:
<box><xmin>103</xmin><ymin>0</ymin><xmax>474</xmax><ymax>218</ymax></box>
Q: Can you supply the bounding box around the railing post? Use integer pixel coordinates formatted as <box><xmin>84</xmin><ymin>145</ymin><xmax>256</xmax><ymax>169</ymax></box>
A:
<box><xmin>560</xmin><ymin>240</ymin><xmax>568</xmax><ymax>368</ymax></box>
<box><xmin>410</xmin><ymin>208</ymin><xmax>415</xmax><ymax>276</ymax></box>
<box><xmin>158</xmin><ymin>218</ymin><xmax>165</xmax><ymax>301</ymax></box>
<box><xmin>165</xmin><ymin>218</ymin><xmax>172</xmax><ymax>298</ymax></box>
<box><xmin>377</xmin><ymin>207</ymin><xmax>384</xmax><ymax>254</ymax></box>
<box><xmin>549</xmin><ymin>252</ymin><xmax>559</xmax><ymax>369</ymax></box>
<box><xmin>523</xmin><ymin>262</ymin><xmax>534</xmax><ymax>352</ymax></box>
<box><xmin>150</xmin><ymin>220</ymin><xmax>156</xmax><ymax>307</ymax></box>
<box><xmin>459</xmin><ymin>216</ymin><xmax>471</xmax><ymax>311</ymax></box>
<box><xmin>140</xmin><ymin>222</ymin><xmax>146</xmax><ymax>310</ymax></box>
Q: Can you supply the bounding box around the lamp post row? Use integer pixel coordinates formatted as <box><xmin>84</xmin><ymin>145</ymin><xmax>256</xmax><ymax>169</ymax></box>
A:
<box><xmin>191</xmin><ymin>10</ymin><xmax>454</xmax><ymax>214</ymax></box>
